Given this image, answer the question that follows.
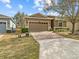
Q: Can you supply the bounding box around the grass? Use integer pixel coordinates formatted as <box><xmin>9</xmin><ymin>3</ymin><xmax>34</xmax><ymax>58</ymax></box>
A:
<box><xmin>0</xmin><ymin>36</ymin><xmax>39</xmax><ymax>59</ymax></box>
<box><xmin>57</xmin><ymin>32</ymin><xmax>79</xmax><ymax>40</ymax></box>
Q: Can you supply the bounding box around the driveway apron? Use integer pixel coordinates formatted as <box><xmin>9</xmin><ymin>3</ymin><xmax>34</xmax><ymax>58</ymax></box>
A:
<box><xmin>31</xmin><ymin>31</ymin><xmax>79</xmax><ymax>59</ymax></box>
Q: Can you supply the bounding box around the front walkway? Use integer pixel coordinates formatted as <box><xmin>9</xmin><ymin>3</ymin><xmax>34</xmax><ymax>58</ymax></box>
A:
<box><xmin>31</xmin><ymin>31</ymin><xmax>79</xmax><ymax>59</ymax></box>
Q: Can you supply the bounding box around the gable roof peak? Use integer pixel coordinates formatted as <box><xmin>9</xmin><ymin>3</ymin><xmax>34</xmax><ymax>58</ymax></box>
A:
<box><xmin>30</xmin><ymin>13</ymin><xmax>46</xmax><ymax>17</ymax></box>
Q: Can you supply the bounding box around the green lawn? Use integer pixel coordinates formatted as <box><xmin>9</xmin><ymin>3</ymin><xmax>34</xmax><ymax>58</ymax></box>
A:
<box><xmin>0</xmin><ymin>36</ymin><xmax>39</xmax><ymax>59</ymax></box>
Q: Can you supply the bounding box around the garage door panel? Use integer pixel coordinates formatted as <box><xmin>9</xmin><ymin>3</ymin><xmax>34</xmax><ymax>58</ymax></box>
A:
<box><xmin>0</xmin><ymin>22</ymin><xmax>6</xmax><ymax>33</ymax></box>
<box><xmin>29</xmin><ymin>22</ymin><xmax>48</xmax><ymax>32</ymax></box>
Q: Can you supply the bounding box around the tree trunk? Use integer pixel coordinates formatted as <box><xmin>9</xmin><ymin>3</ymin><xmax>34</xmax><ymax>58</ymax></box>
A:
<box><xmin>72</xmin><ymin>22</ymin><xmax>75</xmax><ymax>34</ymax></box>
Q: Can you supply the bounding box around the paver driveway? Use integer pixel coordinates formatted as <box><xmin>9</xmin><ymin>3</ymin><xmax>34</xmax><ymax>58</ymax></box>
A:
<box><xmin>31</xmin><ymin>31</ymin><xmax>79</xmax><ymax>59</ymax></box>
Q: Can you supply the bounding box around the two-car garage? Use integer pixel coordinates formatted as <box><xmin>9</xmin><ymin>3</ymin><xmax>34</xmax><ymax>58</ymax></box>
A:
<box><xmin>29</xmin><ymin>22</ymin><xmax>48</xmax><ymax>32</ymax></box>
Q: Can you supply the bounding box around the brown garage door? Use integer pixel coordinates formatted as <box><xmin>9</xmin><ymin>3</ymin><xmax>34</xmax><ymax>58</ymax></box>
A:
<box><xmin>29</xmin><ymin>22</ymin><xmax>48</xmax><ymax>32</ymax></box>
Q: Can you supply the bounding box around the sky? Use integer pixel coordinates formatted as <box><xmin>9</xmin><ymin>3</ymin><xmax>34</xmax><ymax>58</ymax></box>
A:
<box><xmin>0</xmin><ymin>0</ymin><xmax>46</xmax><ymax>16</ymax></box>
<box><xmin>0</xmin><ymin>0</ymin><xmax>78</xmax><ymax>17</ymax></box>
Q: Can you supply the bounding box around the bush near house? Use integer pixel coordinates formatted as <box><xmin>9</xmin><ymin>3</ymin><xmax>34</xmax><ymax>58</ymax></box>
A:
<box><xmin>7</xmin><ymin>30</ymin><xmax>12</xmax><ymax>33</ymax></box>
<box><xmin>0</xmin><ymin>36</ymin><xmax>39</xmax><ymax>59</ymax></box>
<box><xmin>21</xmin><ymin>28</ymin><xmax>28</xmax><ymax>33</ymax></box>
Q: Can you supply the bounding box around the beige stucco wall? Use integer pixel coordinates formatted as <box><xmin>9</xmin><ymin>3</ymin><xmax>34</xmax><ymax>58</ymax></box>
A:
<box><xmin>67</xmin><ymin>22</ymin><xmax>72</xmax><ymax>31</ymax></box>
<box><xmin>75</xmin><ymin>23</ymin><xmax>79</xmax><ymax>31</ymax></box>
<box><xmin>55</xmin><ymin>16</ymin><xmax>79</xmax><ymax>31</ymax></box>
<box><xmin>67</xmin><ymin>22</ymin><xmax>79</xmax><ymax>31</ymax></box>
<box><xmin>54</xmin><ymin>17</ymin><xmax>67</xmax><ymax>28</ymax></box>
<box><xmin>65</xmin><ymin>16</ymin><xmax>79</xmax><ymax>31</ymax></box>
<box><xmin>54</xmin><ymin>20</ymin><xmax>67</xmax><ymax>27</ymax></box>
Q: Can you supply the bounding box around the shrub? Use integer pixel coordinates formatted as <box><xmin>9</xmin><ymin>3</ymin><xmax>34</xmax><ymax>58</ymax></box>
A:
<box><xmin>54</xmin><ymin>28</ymin><xmax>69</xmax><ymax>32</ymax></box>
<box><xmin>49</xmin><ymin>28</ymin><xmax>54</xmax><ymax>31</ymax></box>
<box><xmin>21</xmin><ymin>28</ymin><xmax>28</xmax><ymax>33</ymax></box>
<box><xmin>7</xmin><ymin>30</ymin><xmax>12</xmax><ymax>33</ymax></box>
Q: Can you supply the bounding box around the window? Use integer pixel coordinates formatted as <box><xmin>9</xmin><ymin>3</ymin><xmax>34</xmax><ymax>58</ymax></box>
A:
<box><xmin>59</xmin><ymin>22</ymin><xmax>62</xmax><ymax>27</ymax></box>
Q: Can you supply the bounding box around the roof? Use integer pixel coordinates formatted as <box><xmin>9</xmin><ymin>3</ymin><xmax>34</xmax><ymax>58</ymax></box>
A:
<box><xmin>47</xmin><ymin>16</ymin><xmax>55</xmax><ymax>18</ymax></box>
<box><xmin>30</xmin><ymin>13</ymin><xmax>46</xmax><ymax>18</ymax></box>
<box><xmin>24</xmin><ymin>13</ymin><xmax>55</xmax><ymax>20</ymax></box>
<box><xmin>0</xmin><ymin>14</ymin><xmax>11</xmax><ymax>19</ymax></box>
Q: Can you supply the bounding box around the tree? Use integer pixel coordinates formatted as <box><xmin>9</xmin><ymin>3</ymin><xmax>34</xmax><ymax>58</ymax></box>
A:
<box><xmin>14</xmin><ymin>12</ymin><xmax>21</xmax><ymax>27</ymax></box>
<box><xmin>14</xmin><ymin>12</ymin><xmax>26</xmax><ymax>37</ymax></box>
<box><xmin>14</xmin><ymin>12</ymin><xmax>26</xmax><ymax>28</ymax></box>
<box><xmin>40</xmin><ymin>0</ymin><xmax>79</xmax><ymax>34</ymax></box>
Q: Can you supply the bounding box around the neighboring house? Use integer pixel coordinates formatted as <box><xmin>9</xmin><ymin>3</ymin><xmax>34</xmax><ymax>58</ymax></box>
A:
<box><xmin>0</xmin><ymin>14</ymin><xmax>16</xmax><ymax>33</ymax></box>
<box><xmin>24</xmin><ymin>13</ymin><xmax>79</xmax><ymax>32</ymax></box>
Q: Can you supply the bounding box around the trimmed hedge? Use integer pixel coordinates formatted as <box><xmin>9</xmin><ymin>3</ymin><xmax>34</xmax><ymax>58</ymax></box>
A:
<box><xmin>21</xmin><ymin>28</ymin><xmax>28</xmax><ymax>33</ymax></box>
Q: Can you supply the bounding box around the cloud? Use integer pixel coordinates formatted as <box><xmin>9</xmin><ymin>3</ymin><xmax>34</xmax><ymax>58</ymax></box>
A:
<box><xmin>38</xmin><ymin>8</ymin><xmax>43</xmax><ymax>11</ymax></box>
<box><xmin>0</xmin><ymin>0</ymin><xmax>12</xmax><ymax>9</ymax></box>
<box><xmin>34</xmin><ymin>1</ymin><xmax>40</xmax><ymax>7</ymax></box>
<box><xmin>33</xmin><ymin>0</ymin><xmax>44</xmax><ymax>11</ymax></box>
<box><xmin>47</xmin><ymin>11</ymin><xmax>59</xmax><ymax>16</ymax></box>
<box><xmin>6</xmin><ymin>4</ymin><xmax>12</xmax><ymax>8</ymax></box>
<box><xmin>28</xmin><ymin>13</ymin><xmax>33</xmax><ymax>16</ymax></box>
<box><xmin>45</xmin><ymin>0</ymin><xmax>51</xmax><ymax>4</ymax></box>
<box><xmin>34</xmin><ymin>0</ymin><xmax>42</xmax><ymax>7</ymax></box>
<box><xmin>18</xmin><ymin>4</ymin><xmax>23</xmax><ymax>10</ymax></box>
<box><xmin>0</xmin><ymin>0</ymin><xmax>11</xmax><ymax>4</ymax></box>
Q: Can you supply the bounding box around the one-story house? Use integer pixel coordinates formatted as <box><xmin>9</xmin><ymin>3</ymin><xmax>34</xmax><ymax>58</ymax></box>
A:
<box><xmin>24</xmin><ymin>13</ymin><xmax>65</xmax><ymax>32</ymax></box>
<box><xmin>0</xmin><ymin>14</ymin><xmax>16</xmax><ymax>33</ymax></box>
<box><xmin>24</xmin><ymin>13</ymin><xmax>79</xmax><ymax>32</ymax></box>
<box><xmin>23</xmin><ymin>13</ymin><xmax>53</xmax><ymax>32</ymax></box>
